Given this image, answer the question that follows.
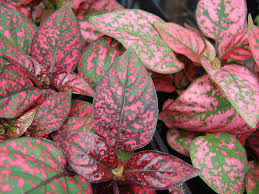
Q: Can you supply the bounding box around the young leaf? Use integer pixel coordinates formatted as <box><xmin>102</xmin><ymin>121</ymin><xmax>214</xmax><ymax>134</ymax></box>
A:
<box><xmin>190</xmin><ymin>133</ymin><xmax>248</xmax><ymax>194</ymax></box>
<box><xmin>248</xmin><ymin>14</ymin><xmax>259</xmax><ymax>68</ymax></box>
<box><xmin>93</xmin><ymin>48</ymin><xmax>158</xmax><ymax>151</ymax></box>
<box><xmin>151</xmin><ymin>72</ymin><xmax>175</xmax><ymax>93</ymax></box>
<box><xmin>0</xmin><ymin>6</ymin><xmax>36</xmax><ymax>53</ymax></box>
<box><xmin>218</xmin><ymin>31</ymin><xmax>252</xmax><ymax>61</ymax></box>
<box><xmin>159</xmin><ymin>75</ymin><xmax>255</xmax><ymax>134</ymax></box>
<box><xmin>196</xmin><ymin>0</ymin><xmax>247</xmax><ymax>41</ymax></box>
<box><xmin>0</xmin><ymin>89</ymin><xmax>51</xmax><ymax>118</ymax></box>
<box><xmin>0</xmin><ymin>137</ymin><xmax>92</xmax><ymax>193</ymax></box>
<box><xmin>153</xmin><ymin>22</ymin><xmax>206</xmax><ymax>63</ymax></box>
<box><xmin>246</xmin><ymin>161</ymin><xmax>259</xmax><ymax>194</ymax></box>
<box><xmin>78</xmin><ymin>35</ymin><xmax>125</xmax><ymax>88</ymax></box>
<box><xmin>201</xmin><ymin>60</ymin><xmax>259</xmax><ymax>128</ymax></box>
<box><xmin>123</xmin><ymin>150</ymin><xmax>200</xmax><ymax>189</ymax></box>
<box><xmin>52</xmin><ymin>72</ymin><xmax>94</xmax><ymax>97</ymax></box>
<box><xmin>89</xmin><ymin>9</ymin><xmax>184</xmax><ymax>73</ymax></box>
<box><xmin>58</xmin><ymin>130</ymin><xmax>118</xmax><ymax>182</ymax></box>
<box><xmin>31</xmin><ymin>3</ymin><xmax>81</xmax><ymax>76</ymax></box>
<box><xmin>5</xmin><ymin>106</ymin><xmax>38</xmax><ymax>137</ymax></box>
<box><xmin>69</xmin><ymin>99</ymin><xmax>93</xmax><ymax>117</ymax></box>
<box><xmin>26</xmin><ymin>91</ymin><xmax>71</xmax><ymax>137</ymax></box>
<box><xmin>167</xmin><ymin>127</ymin><xmax>203</xmax><ymax>156</ymax></box>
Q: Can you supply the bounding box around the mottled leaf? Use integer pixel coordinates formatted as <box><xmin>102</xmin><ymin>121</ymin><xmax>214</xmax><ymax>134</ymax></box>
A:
<box><xmin>248</xmin><ymin>14</ymin><xmax>259</xmax><ymax>68</ymax></box>
<box><xmin>154</xmin><ymin>22</ymin><xmax>206</xmax><ymax>63</ymax></box>
<box><xmin>0</xmin><ymin>6</ymin><xmax>36</xmax><ymax>53</ymax></box>
<box><xmin>26</xmin><ymin>92</ymin><xmax>71</xmax><ymax>137</ymax></box>
<box><xmin>0</xmin><ymin>36</ymin><xmax>21</xmax><ymax>65</ymax></box>
<box><xmin>89</xmin><ymin>9</ymin><xmax>184</xmax><ymax>73</ymax></box>
<box><xmin>247</xmin><ymin>130</ymin><xmax>259</xmax><ymax>159</ymax></box>
<box><xmin>218</xmin><ymin>31</ymin><xmax>252</xmax><ymax>61</ymax></box>
<box><xmin>53</xmin><ymin>72</ymin><xmax>94</xmax><ymax>96</ymax></box>
<box><xmin>69</xmin><ymin>99</ymin><xmax>93</xmax><ymax>117</ymax></box>
<box><xmin>196</xmin><ymin>0</ymin><xmax>247</xmax><ymax>41</ymax></box>
<box><xmin>0</xmin><ymin>137</ymin><xmax>92</xmax><ymax>193</ymax></box>
<box><xmin>119</xmin><ymin>184</ymin><xmax>155</xmax><ymax>194</ymax></box>
<box><xmin>58</xmin><ymin>130</ymin><xmax>118</xmax><ymax>182</ymax></box>
<box><xmin>5</xmin><ymin>106</ymin><xmax>38</xmax><ymax>137</ymax></box>
<box><xmin>123</xmin><ymin>150</ymin><xmax>199</xmax><ymax>189</ymax></box>
<box><xmin>190</xmin><ymin>133</ymin><xmax>248</xmax><ymax>194</ymax></box>
<box><xmin>201</xmin><ymin>60</ymin><xmax>259</xmax><ymax>128</ymax></box>
<box><xmin>1</xmin><ymin>1</ymin><xmax>31</xmax><ymax>18</ymax></box>
<box><xmin>0</xmin><ymin>89</ymin><xmax>51</xmax><ymax>118</ymax></box>
<box><xmin>151</xmin><ymin>72</ymin><xmax>175</xmax><ymax>93</ymax></box>
<box><xmin>93</xmin><ymin>48</ymin><xmax>158</xmax><ymax>151</ymax></box>
<box><xmin>31</xmin><ymin>3</ymin><xmax>81</xmax><ymax>76</ymax></box>
<box><xmin>77</xmin><ymin>0</ymin><xmax>123</xmax><ymax>42</ymax></box>
<box><xmin>246</xmin><ymin>161</ymin><xmax>259</xmax><ymax>194</ymax></box>
<box><xmin>56</xmin><ymin>0</ymin><xmax>93</xmax><ymax>9</ymax></box>
<box><xmin>167</xmin><ymin>127</ymin><xmax>203</xmax><ymax>156</ymax></box>
<box><xmin>159</xmin><ymin>75</ymin><xmax>255</xmax><ymax>134</ymax></box>
<box><xmin>78</xmin><ymin>35</ymin><xmax>124</xmax><ymax>88</ymax></box>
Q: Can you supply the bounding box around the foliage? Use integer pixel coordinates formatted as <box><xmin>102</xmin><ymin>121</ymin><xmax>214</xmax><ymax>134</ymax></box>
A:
<box><xmin>0</xmin><ymin>0</ymin><xmax>258</xmax><ymax>193</ymax></box>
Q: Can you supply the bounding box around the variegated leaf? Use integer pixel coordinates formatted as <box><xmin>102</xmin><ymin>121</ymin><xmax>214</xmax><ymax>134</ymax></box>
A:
<box><xmin>69</xmin><ymin>99</ymin><xmax>93</xmax><ymax>117</ymax></box>
<box><xmin>89</xmin><ymin>9</ymin><xmax>184</xmax><ymax>73</ymax></box>
<box><xmin>93</xmin><ymin>48</ymin><xmax>158</xmax><ymax>151</ymax></box>
<box><xmin>248</xmin><ymin>14</ymin><xmax>259</xmax><ymax>68</ymax></box>
<box><xmin>196</xmin><ymin>0</ymin><xmax>247</xmax><ymax>41</ymax></box>
<box><xmin>246</xmin><ymin>161</ymin><xmax>259</xmax><ymax>194</ymax></box>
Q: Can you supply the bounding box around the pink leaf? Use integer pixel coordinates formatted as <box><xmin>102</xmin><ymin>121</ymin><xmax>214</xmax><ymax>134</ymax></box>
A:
<box><xmin>93</xmin><ymin>48</ymin><xmax>158</xmax><ymax>151</ymax></box>
<box><xmin>246</xmin><ymin>161</ymin><xmax>259</xmax><ymax>193</ymax></box>
<box><xmin>89</xmin><ymin>9</ymin><xmax>184</xmax><ymax>73</ymax></box>
<box><xmin>69</xmin><ymin>99</ymin><xmax>93</xmax><ymax>117</ymax></box>
<box><xmin>201</xmin><ymin>60</ymin><xmax>259</xmax><ymax>128</ymax></box>
<box><xmin>53</xmin><ymin>72</ymin><xmax>94</xmax><ymax>97</ymax></box>
<box><xmin>159</xmin><ymin>74</ymin><xmax>256</xmax><ymax>134</ymax></box>
<box><xmin>151</xmin><ymin>72</ymin><xmax>175</xmax><ymax>93</ymax></box>
<box><xmin>123</xmin><ymin>151</ymin><xmax>199</xmax><ymax>189</ymax></box>
<box><xmin>248</xmin><ymin>14</ymin><xmax>259</xmax><ymax>68</ymax></box>
<box><xmin>196</xmin><ymin>0</ymin><xmax>247</xmax><ymax>41</ymax></box>
<box><xmin>58</xmin><ymin>130</ymin><xmax>118</xmax><ymax>182</ymax></box>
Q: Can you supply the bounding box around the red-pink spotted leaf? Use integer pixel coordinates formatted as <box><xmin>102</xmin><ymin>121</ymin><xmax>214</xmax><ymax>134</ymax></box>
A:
<box><xmin>1</xmin><ymin>1</ymin><xmax>31</xmax><ymax>18</ymax></box>
<box><xmin>89</xmin><ymin>10</ymin><xmax>184</xmax><ymax>73</ymax></box>
<box><xmin>190</xmin><ymin>133</ymin><xmax>248</xmax><ymax>194</ymax></box>
<box><xmin>151</xmin><ymin>72</ymin><xmax>175</xmax><ymax>93</ymax></box>
<box><xmin>119</xmin><ymin>184</ymin><xmax>155</xmax><ymax>194</ymax></box>
<box><xmin>154</xmin><ymin>22</ymin><xmax>206</xmax><ymax>63</ymax></box>
<box><xmin>56</xmin><ymin>0</ymin><xmax>93</xmax><ymax>9</ymax></box>
<box><xmin>246</xmin><ymin>161</ymin><xmax>259</xmax><ymax>194</ymax></box>
<box><xmin>201</xmin><ymin>60</ymin><xmax>259</xmax><ymax>128</ymax></box>
<box><xmin>5</xmin><ymin>106</ymin><xmax>38</xmax><ymax>137</ymax></box>
<box><xmin>58</xmin><ymin>130</ymin><xmax>118</xmax><ymax>182</ymax></box>
<box><xmin>247</xmin><ymin>130</ymin><xmax>259</xmax><ymax>159</ymax></box>
<box><xmin>31</xmin><ymin>3</ymin><xmax>81</xmax><ymax>76</ymax></box>
<box><xmin>248</xmin><ymin>14</ymin><xmax>259</xmax><ymax>68</ymax></box>
<box><xmin>52</xmin><ymin>116</ymin><xmax>95</xmax><ymax>145</ymax></box>
<box><xmin>196</xmin><ymin>0</ymin><xmax>247</xmax><ymax>41</ymax></box>
<box><xmin>123</xmin><ymin>150</ymin><xmax>199</xmax><ymax>189</ymax></box>
<box><xmin>0</xmin><ymin>89</ymin><xmax>51</xmax><ymax>118</ymax></box>
<box><xmin>26</xmin><ymin>92</ymin><xmax>71</xmax><ymax>137</ymax></box>
<box><xmin>78</xmin><ymin>35</ymin><xmax>125</xmax><ymax>88</ymax></box>
<box><xmin>0</xmin><ymin>6</ymin><xmax>36</xmax><ymax>53</ymax></box>
<box><xmin>0</xmin><ymin>137</ymin><xmax>92</xmax><ymax>193</ymax></box>
<box><xmin>77</xmin><ymin>0</ymin><xmax>123</xmax><ymax>42</ymax></box>
<box><xmin>93</xmin><ymin>48</ymin><xmax>158</xmax><ymax>151</ymax></box>
<box><xmin>0</xmin><ymin>63</ymin><xmax>34</xmax><ymax>98</ymax></box>
<box><xmin>218</xmin><ymin>31</ymin><xmax>252</xmax><ymax>61</ymax></box>
<box><xmin>53</xmin><ymin>72</ymin><xmax>94</xmax><ymax>96</ymax></box>
<box><xmin>69</xmin><ymin>99</ymin><xmax>93</xmax><ymax>117</ymax></box>
<box><xmin>159</xmin><ymin>74</ymin><xmax>256</xmax><ymax>134</ymax></box>
<box><xmin>167</xmin><ymin>127</ymin><xmax>203</xmax><ymax>157</ymax></box>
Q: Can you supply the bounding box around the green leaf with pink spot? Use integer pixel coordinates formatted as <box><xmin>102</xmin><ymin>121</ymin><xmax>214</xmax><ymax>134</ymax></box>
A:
<box><xmin>0</xmin><ymin>137</ymin><xmax>92</xmax><ymax>193</ymax></box>
<box><xmin>89</xmin><ymin>9</ymin><xmax>184</xmax><ymax>73</ymax></box>
<box><xmin>190</xmin><ymin>132</ymin><xmax>248</xmax><ymax>194</ymax></box>
<box><xmin>248</xmin><ymin>14</ymin><xmax>259</xmax><ymax>68</ymax></box>
<box><xmin>196</xmin><ymin>0</ymin><xmax>247</xmax><ymax>41</ymax></box>
<box><xmin>246</xmin><ymin>161</ymin><xmax>259</xmax><ymax>194</ymax></box>
<box><xmin>69</xmin><ymin>99</ymin><xmax>93</xmax><ymax>117</ymax></box>
<box><xmin>201</xmin><ymin>60</ymin><xmax>259</xmax><ymax>128</ymax></box>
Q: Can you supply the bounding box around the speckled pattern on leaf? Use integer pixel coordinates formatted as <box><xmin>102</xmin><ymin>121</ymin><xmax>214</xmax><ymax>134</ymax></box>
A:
<box><xmin>246</xmin><ymin>161</ymin><xmax>259</xmax><ymax>194</ymax></box>
<box><xmin>190</xmin><ymin>133</ymin><xmax>248</xmax><ymax>194</ymax></box>
<box><xmin>93</xmin><ymin>48</ymin><xmax>158</xmax><ymax>151</ymax></box>
<box><xmin>196</xmin><ymin>0</ymin><xmax>247</xmax><ymax>41</ymax></box>
<box><xmin>248</xmin><ymin>15</ymin><xmax>259</xmax><ymax>68</ymax></box>
<box><xmin>89</xmin><ymin>9</ymin><xmax>184</xmax><ymax>73</ymax></box>
<box><xmin>58</xmin><ymin>130</ymin><xmax>118</xmax><ymax>182</ymax></box>
<box><xmin>123</xmin><ymin>150</ymin><xmax>200</xmax><ymax>189</ymax></box>
<box><xmin>69</xmin><ymin>99</ymin><xmax>93</xmax><ymax>117</ymax></box>
<box><xmin>0</xmin><ymin>137</ymin><xmax>92</xmax><ymax>193</ymax></box>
